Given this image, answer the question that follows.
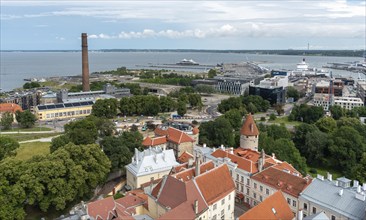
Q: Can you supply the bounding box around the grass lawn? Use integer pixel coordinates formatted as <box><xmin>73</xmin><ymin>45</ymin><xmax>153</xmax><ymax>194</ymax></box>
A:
<box><xmin>1</xmin><ymin>132</ymin><xmax>62</xmax><ymax>142</ymax></box>
<box><xmin>16</xmin><ymin>126</ymin><xmax>53</xmax><ymax>132</ymax></box>
<box><xmin>307</xmin><ymin>165</ymin><xmax>343</xmax><ymax>179</ymax></box>
<box><xmin>15</xmin><ymin>142</ymin><xmax>50</xmax><ymax>161</ymax></box>
<box><xmin>270</xmin><ymin>116</ymin><xmax>303</xmax><ymax>126</ymax></box>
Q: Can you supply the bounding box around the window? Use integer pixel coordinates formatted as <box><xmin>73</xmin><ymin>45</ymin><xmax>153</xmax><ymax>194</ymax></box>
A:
<box><xmin>246</xmin><ymin>198</ymin><xmax>249</xmax><ymax>204</ymax></box>
<box><xmin>221</xmin><ymin>209</ymin><xmax>224</xmax><ymax>216</ymax></box>
<box><xmin>253</xmin><ymin>193</ymin><xmax>256</xmax><ymax>199</ymax></box>
<box><xmin>229</xmin><ymin>194</ymin><xmax>231</xmax><ymax>200</ymax></box>
<box><xmin>254</xmin><ymin>183</ymin><xmax>257</xmax><ymax>189</ymax></box>
<box><xmin>221</xmin><ymin>198</ymin><xmax>225</xmax><ymax>205</ymax></box>
<box><xmin>292</xmin><ymin>200</ymin><xmax>296</xmax><ymax>207</ymax></box>
<box><xmin>266</xmin><ymin>189</ymin><xmax>269</xmax><ymax>195</ymax></box>
<box><xmin>331</xmin><ymin>216</ymin><xmax>336</xmax><ymax>220</ymax></box>
<box><xmin>260</xmin><ymin>185</ymin><xmax>263</xmax><ymax>192</ymax></box>
<box><xmin>304</xmin><ymin>203</ymin><xmax>307</xmax><ymax>210</ymax></box>
<box><xmin>212</xmin><ymin>215</ymin><xmax>217</xmax><ymax>220</ymax></box>
<box><xmin>228</xmin><ymin>205</ymin><xmax>230</xmax><ymax>210</ymax></box>
<box><xmin>241</xmin><ymin>176</ymin><xmax>244</xmax><ymax>183</ymax></box>
<box><xmin>260</xmin><ymin>196</ymin><xmax>263</xmax><ymax>202</ymax></box>
<box><xmin>236</xmin><ymin>174</ymin><xmax>239</xmax><ymax>180</ymax></box>
<box><xmin>241</xmin><ymin>185</ymin><xmax>244</xmax><ymax>192</ymax></box>
<box><xmin>213</xmin><ymin>204</ymin><xmax>217</xmax><ymax>210</ymax></box>
<box><xmin>287</xmin><ymin>198</ymin><xmax>291</xmax><ymax>204</ymax></box>
<box><xmin>312</xmin><ymin>207</ymin><xmax>316</xmax><ymax>214</ymax></box>
<box><xmin>246</xmin><ymin>179</ymin><xmax>250</xmax><ymax>186</ymax></box>
<box><xmin>246</xmin><ymin>188</ymin><xmax>249</xmax><ymax>195</ymax></box>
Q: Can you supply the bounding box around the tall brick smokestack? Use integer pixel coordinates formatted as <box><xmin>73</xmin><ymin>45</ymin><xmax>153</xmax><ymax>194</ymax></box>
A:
<box><xmin>81</xmin><ymin>33</ymin><xmax>90</xmax><ymax>92</ymax></box>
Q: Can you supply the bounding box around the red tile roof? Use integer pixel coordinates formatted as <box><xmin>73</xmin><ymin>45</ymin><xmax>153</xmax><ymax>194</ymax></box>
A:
<box><xmin>154</xmin><ymin>127</ymin><xmax>195</xmax><ymax>144</ymax></box>
<box><xmin>273</xmin><ymin>161</ymin><xmax>302</xmax><ymax>177</ymax></box>
<box><xmin>251</xmin><ymin>167</ymin><xmax>311</xmax><ymax>198</ymax></box>
<box><xmin>234</xmin><ymin>148</ymin><xmax>261</xmax><ymax>164</ymax></box>
<box><xmin>87</xmin><ymin>196</ymin><xmax>116</xmax><ymax>220</ymax></box>
<box><xmin>192</xmin><ymin>126</ymin><xmax>199</xmax><ymax>135</ymax></box>
<box><xmin>211</xmin><ymin>149</ymin><xmax>258</xmax><ymax>173</ymax></box>
<box><xmin>177</xmin><ymin>151</ymin><xmax>194</xmax><ymax>163</ymax></box>
<box><xmin>141</xmin><ymin>136</ymin><xmax>167</xmax><ymax>147</ymax></box>
<box><xmin>194</xmin><ymin>164</ymin><xmax>236</xmax><ymax>205</ymax></box>
<box><xmin>239</xmin><ymin>191</ymin><xmax>294</xmax><ymax>220</ymax></box>
<box><xmin>173</xmin><ymin>161</ymin><xmax>215</xmax><ymax>182</ymax></box>
<box><xmin>166</xmin><ymin>127</ymin><xmax>195</xmax><ymax>144</ymax></box>
<box><xmin>0</xmin><ymin>103</ymin><xmax>22</xmax><ymax>113</ymax></box>
<box><xmin>240</xmin><ymin>114</ymin><xmax>259</xmax><ymax>136</ymax></box>
<box><xmin>152</xmin><ymin>175</ymin><xmax>208</xmax><ymax>218</ymax></box>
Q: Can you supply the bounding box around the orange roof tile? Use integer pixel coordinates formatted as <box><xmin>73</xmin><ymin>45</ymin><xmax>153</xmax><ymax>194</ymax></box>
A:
<box><xmin>234</xmin><ymin>148</ymin><xmax>261</xmax><ymax>163</ymax></box>
<box><xmin>87</xmin><ymin>196</ymin><xmax>116</xmax><ymax>220</ymax></box>
<box><xmin>251</xmin><ymin>167</ymin><xmax>311</xmax><ymax>198</ymax></box>
<box><xmin>154</xmin><ymin>127</ymin><xmax>168</xmax><ymax>136</ymax></box>
<box><xmin>195</xmin><ymin>164</ymin><xmax>236</xmax><ymax>205</ymax></box>
<box><xmin>142</xmin><ymin>136</ymin><xmax>167</xmax><ymax>147</ymax></box>
<box><xmin>273</xmin><ymin>162</ymin><xmax>302</xmax><ymax>177</ymax></box>
<box><xmin>0</xmin><ymin>103</ymin><xmax>22</xmax><ymax>113</ymax></box>
<box><xmin>166</xmin><ymin>127</ymin><xmax>195</xmax><ymax>144</ymax></box>
<box><xmin>238</xmin><ymin>191</ymin><xmax>294</xmax><ymax>220</ymax></box>
<box><xmin>212</xmin><ymin>149</ymin><xmax>258</xmax><ymax>173</ymax></box>
<box><xmin>240</xmin><ymin>114</ymin><xmax>259</xmax><ymax>136</ymax></box>
<box><xmin>192</xmin><ymin>126</ymin><xmax>199</xmax><ymax>135</ymax></box>
<box><xmin>173</xmin><ymin>161</ymin><xmax>215</xmax><ymax>182</ymax></box>
<box><xmin>177</xmin><ymin>151</ymin><xmax>194</xmax><ymax>163</ymax></box>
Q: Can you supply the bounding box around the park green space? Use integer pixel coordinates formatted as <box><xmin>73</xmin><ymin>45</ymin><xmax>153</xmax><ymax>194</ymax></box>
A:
<box><xmin>1</xmin><ymin>132</ymin><xmax>61</xmax><ymax>142</ymax></box>
<box><xmin>15</xmin><ymin>142</ymin><xmax>51</xmax><ymax>161</ymax></box>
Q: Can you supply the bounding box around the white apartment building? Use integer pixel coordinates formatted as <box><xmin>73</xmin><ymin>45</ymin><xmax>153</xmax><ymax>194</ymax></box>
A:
<box><xmin>125</xmin><ymin>147</ymin><xmax>179</xmax><ymax>189</ymax></box>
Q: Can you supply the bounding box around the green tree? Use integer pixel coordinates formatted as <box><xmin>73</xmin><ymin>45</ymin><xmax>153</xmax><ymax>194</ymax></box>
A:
<box><xmin>0</xmin><ymin>136</ymin><xmax>19</xmax><ymax>160</ymax></box>
<box><xmin>289</xmin><ymin>104</ymin><xmax>324</xmax><ymax>123</ymax></box>
<box><xmin>265</xmin><ymin>124</ymin><xmax>292</xmax><ymax>140</ymax></box>
<box><xmin>286</xmin><ymin>86</ymin><xmax>300</xmax><ymax>101</ymax></box>
<box><xmin>195</xmin><ymin>85</ymin><xmax>215</xmax><ymax>94</ymax></box>
<box><xmin>304</xmin><ymin>130</ymin><xmax>331</xmax><ymax>165</ymax></box>
<box><xmin>207</xmin><ymin>69</ymin><xmax>217</xmax><ymax>78</ymax></box>
<box><xmin>274</xmin><ymin>104</ymin><xmax>284</xmax><ymax>116</ymax></box>
<box><xmin>223</xmin><ymin>109</ymin><xmax>243</xmax><ymax>131</ymax></box>
<box><xmin>92</xmin><ymin>98</ymin><xmax>118</xmax><ymax>118</ymax></box>
<box><xmin>315</xmin><ymin>116</ymin><xmax>337</xmax><ymax>133</ymax></box>
<box><xmin>23</xmin><ymin>82</ymin><xmax>41</xmax><ymax>89</ymax></box>
<box><xmin>0</xmin><ymin>112</ymin><xmax>13</xmax><ymax>130</ymax></box>
<box><xmin>15</xmin><ymin>110</ymin><xmax>37</xmax><ymax>128</ymax></box>
<box><xmin>330</xmin><ymin>105</ymin><xmax>345</xmax><ymax>120</ymax></box>
<box><xmin>0</xmin><ymin>176</ymin><xmax>26</xmax><ymax>220</ymax></box>
<box><xmin>50</xmin><ymin>135</ymin><xmax>71</xmax><ymax>153</ymax></box>
<box><xmin>177</xmin><ymin>101</ymin><xmax>187</xmax><ymax>116</ymax></box>
<box><xmin>218</xmin><ymin>97</ymin><xmax>242</xmax><ymax>113</ymax></box>
<box><xmin>64</xmin><ymin>119</ymin><xmax>98</xmax><ymax>145</ymax></box>
<box><xmin>211</xmin><ymin>117</ymin><xmax>235</xmax><ymax>147</ymax></box>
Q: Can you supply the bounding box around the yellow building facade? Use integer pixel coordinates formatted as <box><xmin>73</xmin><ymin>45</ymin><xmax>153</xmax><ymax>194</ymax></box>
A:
<box><xmin>34</xmin><ymin>101</ymin><xmax>94</xmax><ymax>121</ymax></box>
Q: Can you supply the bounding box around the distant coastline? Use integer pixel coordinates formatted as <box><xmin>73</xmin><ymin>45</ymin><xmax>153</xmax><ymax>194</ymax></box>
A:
<box><xmin>1</xmin><ymin>49</ymin><xmax>365</xmax><ymax>57</ymax></box>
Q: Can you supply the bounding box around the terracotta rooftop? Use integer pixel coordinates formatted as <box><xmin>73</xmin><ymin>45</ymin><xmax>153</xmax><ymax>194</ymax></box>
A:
<box><xmin>273</xmin><ymin>161</ymin><xmax>302</xmax><ymax>177</ymax></box>
<box><xmin>87</xmin><ymin>196</ymin><xmax>116</xmax><ymax>220</ymax></box>
<box><xmin>211</xmin><ymin>149</ymin><xmax>258</xmax><ymax>173</ymax></box>
<box><xmin>238</xmin><ymin>191</ymin><xmax>294</xmax><ymax>220</ymax></box>
<box><xmin>173</xmin><ymin>161</ymin><xmax>215</xmax><ymax>182</ymax></box>
<box><xmin>251</xmin><ymin>167</ymin><xmax>311</xmax><ymax>198</ymax></box>
<box><xmin>152</xmin><ymin>175</ymin><xmax>208</xmax><ymax>218</ymax></box>
<box><xmin>192</xmin><ymin>126</ymin><xmax>199</xmax><ymax>135</ymax></box>
<box><xmin>234</xmin><ymin>148</ymin><xmax>261</xmax><ymax>163</ymax></box>
<box><xmin>142</xmin><ymin>136</ymin><xmax>167</xmax><ymax>147</ymax></box>
<box><xmin>177</xmin><ymin>151</ymin><xmax>194</xmax><ymax>163</ymax></box>
<box><xmin>240</xmin><ymin>114</ymin><xmax>259</xmax><ymax>136</ymax></box>
<box><xmin>195</xmin><ymin>164</ymin><xmax>236</xmax><ymax>205</ymax></box>
<box><xmin>0</xmin><ymin>103</ymin><xmax>22</xmax><ymax>113</ymax></box>
<box><xmin>154</xmin><ymin>127</ymin><xmax>195</xmax><ymax>144</ymax></box>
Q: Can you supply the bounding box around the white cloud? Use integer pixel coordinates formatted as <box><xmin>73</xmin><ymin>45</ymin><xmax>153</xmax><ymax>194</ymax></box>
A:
<box><xmin>55</xmin><ymin>36</ymin><xmax>65</xmax><ymax>40</ymax></box>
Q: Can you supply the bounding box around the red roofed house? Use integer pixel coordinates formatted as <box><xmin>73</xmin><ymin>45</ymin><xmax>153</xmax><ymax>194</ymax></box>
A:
<box><xmin>142</xmin><ymin>126</ymin><xmax>196</xmax><ymax>158</ymax></box>
<box><xmin>147</xmin><ymin>163</ymin><xmax>235</xmax><ymax>220</ymax></box>
<box><xmin>238</xmin><ymin>190</ymin><xmax>294</xmax><ymax>220</ymax></box>
<box><xmin>0</xmin><ymin>103</ymin><xmax>22</xmax><ymax>122</ymax></box>
<box><xmin>250</xmin><ymin>166</ymin><xmax>311</xmax><ymax>217</ymax></box>
<box><xmin>240</xmin><ymin>114</ymin><xmax>259</xmax><ymax>151</ymax></box>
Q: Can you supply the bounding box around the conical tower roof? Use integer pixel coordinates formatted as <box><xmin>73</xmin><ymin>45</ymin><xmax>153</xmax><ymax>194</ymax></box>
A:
<box><xmin>240</xmin><ymin>114</ymin><xmax>259</xmax><ymax>136</ymax></box>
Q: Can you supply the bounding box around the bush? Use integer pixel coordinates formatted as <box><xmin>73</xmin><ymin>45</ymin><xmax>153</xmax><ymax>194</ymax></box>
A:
<box><xmin>309</xmin><ymin>168</ymin><xmax>317</xmax><ymax>174</ymax></box>
<box><xmin>269</xmin><ymin>113</ymin><xmax>277</xmax><ymax>121</ymax></box>
<box><xmin>260</xmin><ymin>117</ymin><xmax>266</xmax><ymax>121</ymax></box>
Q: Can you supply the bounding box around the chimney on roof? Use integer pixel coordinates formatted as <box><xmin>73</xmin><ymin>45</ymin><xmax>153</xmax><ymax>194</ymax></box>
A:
<box><xmin>353</xmin><ymin>180</ymin><xmax>359</xmax><ymax>187</ymax></box>
<box><xmin>81</xmin><ymin>33</ymin><xmax>90</xmax><ymax>92</ymax></box>
<box><xmin>339</xmin><ymin>189</ymin><xmax>343</xmax><ymax>196</ymax></box>
<box><xmin>327</xmin><ymin>172</ymin><xmax>332</xmax><ymax>182</ymax></box>
<box><xmin>149</xmin><ymin>177</ymin><xmax>154</xmax><ymax>194</ymax></box>
<box><xmin>272</xmin><ymin>153</ymin><xmax>276</xmax><ymax>159</ymax></box>
<box><xmin>203</xmin><ymin>143</ymin><xmax>207</xmax><ymax>148</ymax></box>
<box><xmin>221</xmin><ymin>144</ymin><xmax>224</xmax><ymax>150</ymax></box>
<box><xmin>357</xmin><ymin>185</ymin><xmax>362</xmax><ymax>193</ymax></box>
<box><xmin>363</xmin><ymin>183</ymin><xmax>366</xmax><ymax>191</ymax></box>
<box><xmin>230</xmin><ymin>147</ymin><xmax>234</xmax><ymax>154</ymax></box>
<box><xmin>135</xmin><ymin>148</ymin><xmax>139</xmax><ymax>164</ymax></box>
<box><xmin>194</xmin><ymin>200</ymin><xmax>199</xmax><ymax>215</ymax></box>
<box><xmin>195</xmin><ymin>154</ymin><xmax>200</xmax><ymax>177</ymax></box>
<box><xmin>297</xmin><ymin>209</ymin><xmax>303</xmax><ymax>220</ymax></box>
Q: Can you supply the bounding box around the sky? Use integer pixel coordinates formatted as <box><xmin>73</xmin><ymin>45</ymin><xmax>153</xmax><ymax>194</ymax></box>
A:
<box><xmin>1</xmin><ymin>0</ymin><xmax>365</xmax><ymax>50</ymax></box>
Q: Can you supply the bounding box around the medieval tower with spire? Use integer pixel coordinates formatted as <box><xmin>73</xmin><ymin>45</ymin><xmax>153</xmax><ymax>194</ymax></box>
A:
<box><xmin>240</xmin><ymin>114</ymin><xmax>259</xmax><ymax>151</ymax></box>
